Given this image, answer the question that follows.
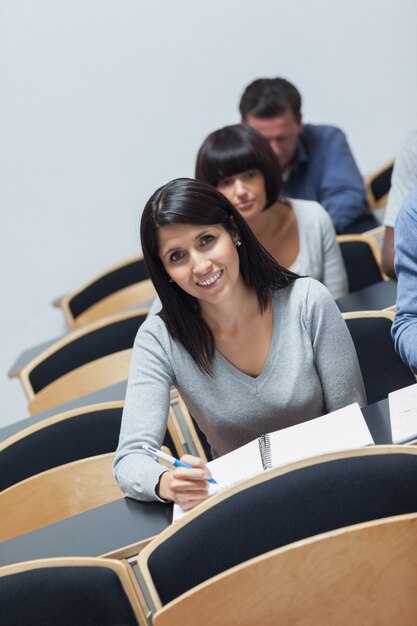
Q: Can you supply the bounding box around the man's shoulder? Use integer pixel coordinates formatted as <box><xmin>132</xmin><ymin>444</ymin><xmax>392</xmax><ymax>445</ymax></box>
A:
<box><xmin>302</xmin><ymin>123</ymin><xmax>346</xmax><ymax>143</ymax></box>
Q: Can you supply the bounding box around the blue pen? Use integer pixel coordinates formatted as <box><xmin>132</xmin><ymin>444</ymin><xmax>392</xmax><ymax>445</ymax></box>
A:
<box><xmin>144</xmin><ymin>445</ymin><xmax>218</xmax><ymax>484</ymax></box>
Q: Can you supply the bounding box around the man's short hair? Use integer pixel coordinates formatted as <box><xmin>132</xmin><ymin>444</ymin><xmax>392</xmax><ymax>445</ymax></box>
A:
<box><xmin>239</xmin><ymin>78</ymin><xmax>302</xmax><ymax>121</ymax></box>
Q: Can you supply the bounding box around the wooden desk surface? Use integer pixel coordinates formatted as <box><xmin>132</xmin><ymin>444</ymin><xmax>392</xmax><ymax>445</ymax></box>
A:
<box><xmin>361</xmin><ymin>397</ymin><xmax>392</xmax><ymax>443</ymax></box>
<box><xmin>336</xmin><ymin>280</ymin><xmax>397</xmax><ymax>313</ymax></box>
<box><xmin>0</xmin><ymin>399</ymin><xmax>395</xmax><ymax>567</ymax></box>
<box><xmin>0</xmin><ymin>496</ymin><xmax>172</xmax><ymax>567</ymax></box>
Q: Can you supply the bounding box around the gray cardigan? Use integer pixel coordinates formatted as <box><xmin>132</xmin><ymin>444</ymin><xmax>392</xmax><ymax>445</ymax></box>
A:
<box><xmin>289</xmin><ymin>198</ymin><xmax>348</xmax><ymax>299</ymax></box>
<box><xmin>114</xmin><ymin>278</ymin><xmax>366</xmax><ymax>501</ymax></box>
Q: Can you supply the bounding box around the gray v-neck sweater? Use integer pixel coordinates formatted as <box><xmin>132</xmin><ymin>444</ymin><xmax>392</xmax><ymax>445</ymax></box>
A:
<box><xmin>114</xmin><ymin>277</ymin><xmax>366</xmax><ymax>501</ymax></box>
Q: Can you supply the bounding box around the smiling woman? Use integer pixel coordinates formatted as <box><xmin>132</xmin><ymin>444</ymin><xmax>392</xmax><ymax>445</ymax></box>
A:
<box><xmin>158</xmin><ymin>223</ymin><xmax>242</xmax><ymax>306</ymax></box>
<box><xmin>195</xmin><ymin>124</ymin><xmax>348</xmax><ymax>299</ymax></box>
<box><xmin>113</xmin><ymin>178</ymin><xmax>366</xmax><ymax>511</ymax></box>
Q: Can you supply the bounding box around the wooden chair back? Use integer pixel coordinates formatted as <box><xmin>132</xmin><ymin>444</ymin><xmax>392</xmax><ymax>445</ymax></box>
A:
<box><xmin>361</xmin><ymin>222</ymin><xmax>385</xmax><ymax>244</ymax></box>
<box><xmin>0</xmin><ymin>453</ymin><xmax>124</xmax><ymax>542</ymax></box>
<box><xmin>54</xmin><ymin>254</ymin><xmax>155</xmax><ymax>329</ymax></box>
<box><xmin>343</xmin><ymin>310</ymin><xmax>416</xmax><ymax>404</ymax></box>
<box><xmin>0</xmin><ymin>556</ymin><xmax>146</xmax><ymax>625</ymax></box>
<box><xmin>153</xmin><ymin>512</ymin><xmax>417</xmax><ymax>626</ymax></box>
<box><xmin>0</xmin><ymin>402</ymin><xmax>124</xmax><ymax>490</ymax></box>
<box><xmin>336</xmin><ymin>233</ymin><xmax>387</xmax><ymax>292</ymax></box>
<box><xmin>137</xmin><ymin>445</ymin><xmax>417</xmax><ymax>613</ymax></box>
<box><xmin>0</xmin><ymin>399</ymin><xmax>184</xmax><ymax>490</ymax></box>
<box><xmin>16</xmin><ymin>308</ymin><xmax>148</xmax><ymax>415</ymax></box>
<box><xmin>365</xmin><ymin>159</ymin><xmax>394</xmax><ymax>210</ymax></box>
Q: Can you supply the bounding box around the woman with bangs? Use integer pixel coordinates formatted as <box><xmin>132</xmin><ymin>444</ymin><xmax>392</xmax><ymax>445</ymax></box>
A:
<box><xmin>195</xmin><ymin>124</ymin><xmax>348</xmax><ymax>299</ymax></box>
<box><xmin>114</xmin><ymin>178</ymin><xmax>365</xmax><ymax>511</ymax></box>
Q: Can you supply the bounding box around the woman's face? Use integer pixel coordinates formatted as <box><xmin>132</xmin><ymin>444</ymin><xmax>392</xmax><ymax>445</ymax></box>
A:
<box><xmin>158</xmin><ymin>222</ymin><xmax>242</xmax><ymax>306</ymax></box>
<box><xmin>216</xmin><ymin>170</ymin><xmax>267</xmax><ymax>224</ymax></box>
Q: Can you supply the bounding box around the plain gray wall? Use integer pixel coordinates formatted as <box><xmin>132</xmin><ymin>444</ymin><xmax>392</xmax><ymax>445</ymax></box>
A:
<box><xmin>1</xmin><ymin>0</ymin><xmax>417</xmax><ymax>427</ymax></box>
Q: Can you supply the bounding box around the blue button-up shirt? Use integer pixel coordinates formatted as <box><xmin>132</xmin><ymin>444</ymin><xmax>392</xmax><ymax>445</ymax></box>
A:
<box><xmin>283</xmin><ymin>124</ymin><xmax>377</xmax><ymax>234</ymax></box>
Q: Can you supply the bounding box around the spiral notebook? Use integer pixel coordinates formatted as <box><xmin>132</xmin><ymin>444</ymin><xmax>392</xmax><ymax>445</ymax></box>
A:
<box><xmin>173</xmin><ymin>403</ymin><xmax>373</xmax><ymax>522</ymax></box>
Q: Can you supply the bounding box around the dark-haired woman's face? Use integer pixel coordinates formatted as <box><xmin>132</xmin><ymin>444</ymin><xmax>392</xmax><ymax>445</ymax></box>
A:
<box><xmin>216</xmin><ymin>170</ymin><xmax>267</xmax><ymax>224</ymax></box>
<box><xmin>158</xmin><ymin>222</ymin><xmax>242</xmax><ymax>306</ymax></box>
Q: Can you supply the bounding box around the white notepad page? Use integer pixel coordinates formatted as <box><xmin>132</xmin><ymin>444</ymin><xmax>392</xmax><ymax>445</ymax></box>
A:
<box><xmin>172</xmin><ymin>403</ymin><xmax>373</xmax><ymax>522</ymax></box>
<box><xmin>267</xmin><ymin>402</ymin><xmax>373</xmax><ymax>467</ymax></box>
<box><xmin>388</xmin><ymin>383</ymin><xmax>417</xmax><ymax>444</ymax></box>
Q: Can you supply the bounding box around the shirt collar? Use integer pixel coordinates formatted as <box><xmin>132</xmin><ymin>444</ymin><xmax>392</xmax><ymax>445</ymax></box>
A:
<box><xmin>287</xmin><ymin>133</ymin><xmax>308</xmax><ymax>176</ymax></box>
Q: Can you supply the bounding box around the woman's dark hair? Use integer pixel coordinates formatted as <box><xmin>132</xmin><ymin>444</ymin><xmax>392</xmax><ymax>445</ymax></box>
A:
<box><xmin>195</xmin><ymin>124</ymin><xmax>281</xmax><ymax>208</ymax></box>
<box><xmin>140</xmin><ymin>178</ymin><xmax>297</xmax><ymax>374</ymax></box>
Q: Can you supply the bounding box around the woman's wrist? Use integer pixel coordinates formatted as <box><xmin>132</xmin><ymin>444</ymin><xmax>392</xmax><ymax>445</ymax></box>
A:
<box><xmin>156</xmin><ymin>470</ymin><xmax>173</xmax><ymax>502</ymax></box>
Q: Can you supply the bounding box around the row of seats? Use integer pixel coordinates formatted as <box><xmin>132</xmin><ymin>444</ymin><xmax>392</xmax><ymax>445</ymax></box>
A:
<box><xmin>3</xmin><ymin>255</ymin><xmax>414</xmax><ymax>541</ymax></box>
<box><xmin>2</xmin><ymin>306</ymin><xmax>414</xmax><ymax>542</ymax></box>
<box><xmin>1</xmin><ymin>160</ymin><xmax>410</xmax><ymax>624</ymax></box>
<box><xmin>2</xmin><ymin>445</ymin><xmax>417</xmax><ymax>624</ymax></box>
<box><xmin>12</xmin><ymin>307</ymin><xmax>150</xmax><ymax>415</ymax></box>
<box><xmin>6</xmin><ymin>222</ymin><xmax>402</xmax><ymax>420</ymax></box>
<box><xmin>7</xmin><ymin>306</ymin><xmax>415</xmax><ymax>419</ymax></box>
<box><xmin>2</xmin><ymin>221</ymin><xmax>412</xmax><ymax>542</ymax></box>
<box><xmin>0</xmin><ymin>392</ymin><xmax>207</xmax><ymax>542</ymax></box>
<box><xmin>137</xmin><ymin>444</ymin><xmax>417</xmax><ymax>623</ymax></box>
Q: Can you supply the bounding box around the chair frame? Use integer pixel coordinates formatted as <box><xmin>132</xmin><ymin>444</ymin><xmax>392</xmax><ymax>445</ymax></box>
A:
<box><xmin>54</xmin><ymin>254</ymin><xmax>156</xmax><ymax>329</ymax></box>
<box><xmin>169</xmin><ymin>390</ymin><xmax>208</xmax><ymax>461</ymax></box>
<box><xmin>336</xmin><ymin>232</ymin><xmax>389</xmax><ymax>278</ymax></box>
<box><xmin>0</xmin><ymin>556</ymin><xmax>146</xmax><ymax>626</ymax></box>
<box><xmin>14</xmin><ymin>307</ymin><xmax>149</xmax><ymax>415</ymax></box>
<box><xmin>0</xmin><ymin>397</ymin><xmax>201</xmax><ymax>490</ymax></box>
<box><xmin>0</xmin><ymin>401</ymin><xmax>124</xmax><ymax>450</ymax></box>
<box><xmin>5</xmin><ymin>394</ymin><xmax>207</xmax><ymax>486</ymax></box>
<box><xmin>342</xmin><ymin>308</ymin><xmax>395</xmax><ymax>323</ymax></box>
<box><xmin>153</xmin><ymin>511</ymin><xmax>417</xmax><ymax>626</ymax></box>
<box><xmin>137</xmin><ymin>444</ymin><xmax>417</xmax><ymax>614</ymax></box>
<box><xmin>336</xmin><ymin>232</ymin><xmax>390</xmax><ymax>293</ymax></box>
<box><xmin>342</xmin><ymin>310</ymin><xmax>416</xmax><ymax>403</ymax></box>
<box><xmin>0</xmin><ymin>401</ymin><xmax>125</xmax><ymax>491</ymax></box>
<box><xmin>362</xmin><ymin>223</ymin><xmax>386</xmax><ymax>250</ymax></box>
<box><xmin>365</xmin><ymin>159</ymin><xmax>394</xmax><ymax>210</ymax></box>
<box><xmin>0</xmin><ymin>452</ymin><xmax>124</xmax><ymax>542</ymax></box>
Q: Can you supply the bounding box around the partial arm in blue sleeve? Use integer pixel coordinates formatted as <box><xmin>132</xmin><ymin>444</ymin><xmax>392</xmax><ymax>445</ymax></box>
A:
<box><xmin>391</xmin><ymin>188</ymin><xmax>417</xmax><ymax>373</ymax></box>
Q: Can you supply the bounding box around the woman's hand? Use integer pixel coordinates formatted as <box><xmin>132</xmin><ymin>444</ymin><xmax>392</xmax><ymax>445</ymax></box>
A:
<box><xmin>156</xmin><ymin>454</ymin><xmax>213</xmax><ymax>510</ymax></box>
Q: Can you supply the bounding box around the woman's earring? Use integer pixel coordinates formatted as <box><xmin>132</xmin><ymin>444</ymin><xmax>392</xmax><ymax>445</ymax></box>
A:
<box><xmin>168</xmin><ymin>277</ymin><xmax>173</xmax><ymax>283</ymax></box>
<box><xmin>235</xmin><ymin>240</ymin><xmax>242</xmax><ymax>248</ymax></box>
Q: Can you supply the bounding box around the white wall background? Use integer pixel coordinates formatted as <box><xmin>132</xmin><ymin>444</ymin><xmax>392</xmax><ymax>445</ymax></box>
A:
<box><xmin>1</xmin><ymin>0</ymin><xmax>417</xmax><ymax>427</ymax></box>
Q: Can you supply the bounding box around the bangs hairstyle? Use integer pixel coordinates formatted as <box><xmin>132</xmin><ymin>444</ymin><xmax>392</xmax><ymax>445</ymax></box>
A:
<box><xmin>195</xmin><ymin>124</ymin><xmax>281</xmax><ymax>209</ymax></box>
<box><xmin>140</xmin><ymin>178</ymin><xmax>297</xmax><ymax>374</ymax></box>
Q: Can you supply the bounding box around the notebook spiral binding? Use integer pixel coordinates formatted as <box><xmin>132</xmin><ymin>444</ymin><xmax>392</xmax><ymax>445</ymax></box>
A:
<box><xmin>258</xmin><ymin>433</ymin><xmax>272</xmax><ymax>470</ymax></box>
